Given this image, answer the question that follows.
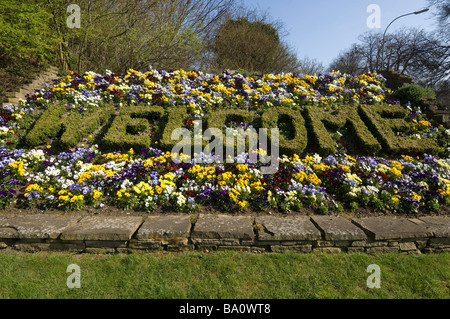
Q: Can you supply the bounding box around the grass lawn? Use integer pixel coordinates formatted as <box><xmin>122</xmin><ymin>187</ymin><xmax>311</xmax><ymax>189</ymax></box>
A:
<box><xmin>0</xmin><ymin>250</ymin><xmax>448</xmax><ymax>299</ymax></box>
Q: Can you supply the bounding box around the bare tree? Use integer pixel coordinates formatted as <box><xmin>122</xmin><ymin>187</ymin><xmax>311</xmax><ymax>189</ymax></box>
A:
<box><xmin>296</xmin><ymin>56</ymin><xmax>325</xmax><ymax>75</ymax></box>
<box><xmin>428</xmin><ymin>0</ymin><xmax>450</xmax><ymax>29</ymax></box>
<box><xmin>329</xmin><ymin>44</ymin><xmax>364</xmax><ymax>75</ymax></box>
<box><xmin>329</xmin><ymin>27</ymin><xmax>449</xmax><ymax>90</ymax></box>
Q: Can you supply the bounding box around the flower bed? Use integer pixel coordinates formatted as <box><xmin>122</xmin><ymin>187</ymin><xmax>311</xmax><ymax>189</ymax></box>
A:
<box><xmin>0</xmin><ymin>68</ymin><xmax>449</xmax><ymax>214</ymax></box>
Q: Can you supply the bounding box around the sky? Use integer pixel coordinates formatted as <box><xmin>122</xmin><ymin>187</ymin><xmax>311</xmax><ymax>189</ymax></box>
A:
<box><xmin>241</xmin><ymin>0</ymin><xmax>438</xmax><ymax>68</ymax></box>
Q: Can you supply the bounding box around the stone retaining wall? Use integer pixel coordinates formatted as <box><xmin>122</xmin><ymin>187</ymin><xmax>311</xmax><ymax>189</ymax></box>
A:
<box><xmin>0</xmin><ymin>214</ymin><xmax>448</xmax><ymax>254</ymax></box>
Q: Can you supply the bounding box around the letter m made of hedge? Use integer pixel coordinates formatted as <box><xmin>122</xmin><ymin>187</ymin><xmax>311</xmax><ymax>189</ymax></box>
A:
<box><xmin>304</xmin><ymin>105</ymin><xmax>381</xmax><ymax>155</ymax></box>
<box><xmin>24</xmin><ymin>104</ymin><xmax>114</xmax><ymax>148</ymax></box>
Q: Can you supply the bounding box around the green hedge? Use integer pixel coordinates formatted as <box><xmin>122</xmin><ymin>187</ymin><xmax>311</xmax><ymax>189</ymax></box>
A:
<box><xmin>359</xmin><ymin>104</ymin><xmax>439</xmax><ymax>155</ymax></box>
<box><xmin>304</xmin><ymin>105</ymin><xmax>381</xmax><ymax>155</ymax></box>
<box><xmin>261</xmin><ymin>107</ymin><xmax>307</xmax><ymax>156</ymax></box>
<box><xmin>24</xmin><ymin>101</ymin><xmax>439</xmax><ymax>157</ymax></box>
<box><xmin>207</xmin><ymin>108</ymin><xmax>255</xmax><ymax>155</ymax></box>
<box><xmin>102</xmin><ymin>105</ymin><xmax>164</xmax><ymax>151</ymax></box>
<box><xmin>161</xmin><ymin>106</ymin><xmax>189</xmax><ymax>151</ymax></box>
<box><xmin>59</xmin><ymin>105</ymin><xmax>115</xmax><ymax>149</ymax></box>
<box><xmin>395</xmin><ymin>84</ymin><xmax>436</xmax><ymax>105</ymax></box>
<box><xmin>24</xmin><ymin>103</ymin><xmax>67</xmax><ymax>146</ymax></box>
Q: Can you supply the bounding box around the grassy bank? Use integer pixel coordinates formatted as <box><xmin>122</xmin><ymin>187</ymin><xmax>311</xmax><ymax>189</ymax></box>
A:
<box><xmin>0</xmin><ymin>251</ymin><xmax>448</xmax><ymax>299</ymax></box>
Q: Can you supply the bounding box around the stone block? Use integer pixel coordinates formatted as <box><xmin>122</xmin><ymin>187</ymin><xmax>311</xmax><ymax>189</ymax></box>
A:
<box><xmin>313</xmin><ymin>247</ymin><xmax>343</xmax><ymax>254</ymax></box>
<box><xmin>415</xmin><ymin>240</ymin><xmax>428</xmax><ymax>250</ymax></box>
<box><xmin>311</xmin><ymin>216</ymin><xmax>367</xmax><ymax>241</ymax></box>
<box><xmin>403</xmin><ymin>250</ymin><xmax>421</xmax><ymax>255</ymax></box>
<box><xmin>192</xmin><ymin>238</ymin><xmax>240</xmax><ymax>246</ymax></box>
<box><xmin>366</xmin><ymin>246</ymin><xmax>399</xmax><ymax>254</ymax></box>
<box><xmin>255</xmin><ymin>216</ymin><xmax>321</xmax><ymax>241</ymax></box>
<box><xmin>281</xmin><ymin>240</ymin><xmax>314</xmax><ymax>246</ymax></box>
<box><xmin>192</xmin><ymin>214</ymin><xmax>254</xmax><ymax>240</ymax></box>
<box><xmin>14</xmin><ymin>240</ymin><xmax>85</xmax><ymax>252</ymax></box>
<box><xmin>433</xmin><ymin>246</ymin><xmax>450</xmax><ymax>253</ymax></box>
<box><xmin>0</xmin><ymin>227</ymin><xmax>18</xmax><ymax>238</ymax></box>
<box><xmin>0</xmin><ymin>215</ymin><xmax>80</xmax><ymax>239</ymax></box>
<box><xmin>418</xmin><ymin>216</ymin><xmax>450</xmax><ymax>237</ymax></box>
<box><xmin>347</xmin><ymin>247</ymin><xmax>365</xmax><ymax>253</ymax></box>
<box><xmin>399</xmin><ymin>242</ymin><xmax>417</xmax><ymax>251</ymax></box>
<box><xmin>270</xmin><ymin>244</ymin><xmax>312</xmax><ymax>253</ymax></box>
<box><xmin>61</xmin><ymin>216</ymin><xmax>143</xmax><ymax>241</ymax></box>
<box><xmin>128</xmin><ymin>239</ymin><xmax>162</xmax><ymax>250</ymax></box>
<box><xmin>314</xmin><ymin>240</ymin><xmax>351</xmax><ymax>247</ymax></box>
<box><xmin>85</xmin><ymin>240</ymin><xmax>128</xmax><ymax>248</ymax></box>
<box><xmin>135</xmin><ymin>215</ymin><xmax>192</xmax><ymax>245</ymax></box>
<box><xmin>387</xmin><ymin>241</ymin><xmax>399</xmax><ymax>247</ymax></box>
<box><xmin>429</xmin><ymin>237</ymin><xmax>450</xmax><ymax>246</ymax></box>
<box><xmin>167</xmin><ymin>244</ymin><xmax>194</xmax><ymax>252</ymax></box>
<box><xmin>85</xmin><ymin>247</ymin><xmax>116</xmax><ymax>254</ymax></box>
<box><xmin>13</xmin><ymin>241</ymin><xmax>49</xmax><ymax>252</ymax></box>
<box><xmin>352</xmin><ymin>217</ymin><xmax>433</xmax><ymax>240</ymax></box>
<box><xmin>351</xmin><ymin>240</ymin><xmax>388</xmax><ymax>247</ymax></box>
<box><xmin>217</xmin><ymin>246</ymin><xmax>251</xmax><ymax>252</ymax></box>
<box><xmin>253</xmin><ymin>240</ymin><xmax>281</xmax><ymax>246</ymax></box>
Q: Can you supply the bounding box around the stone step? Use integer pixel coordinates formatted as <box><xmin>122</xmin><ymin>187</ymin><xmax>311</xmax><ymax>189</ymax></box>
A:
<box><xmin>4</xmin><ymin>92</ymin><xmax>17</xmax><ymax>99</ymax></box>
<box><xmin>1</xmin><ymin>68</ymin><xmax>59</xmax><ymax>108</ymax></box>
<box><xmin>37</xmin><ymin>75</ymin><xmax>57</xmax><ymax>84</ymax></box>
<box><xmin>7</xmin><ymin>98</ymin><xmax>21</xmax><ymax>105</ymax></box>
<box><xmin>19</xmin><ymin>88</ymin><xmax>33</xmax><ymax>95</ymax></box>
<box><xmin>431</xmin><ymin>112</ymin><xmax>450</xmax><ymax>124</ymax></box>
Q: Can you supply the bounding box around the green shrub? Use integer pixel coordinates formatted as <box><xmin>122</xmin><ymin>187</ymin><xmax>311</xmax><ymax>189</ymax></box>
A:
<box><xmin>103</xmin><ymin>105</ymin><xmax>164</xmax><ymax>151</ymax></box>
<box><xmin>103</xmin><ymin>115</ymin><xmax>151</xmax><ymax>151</ymax></box>
<box><xmin>161</xmin><ymin>106</ymin><xmax>189</xmax><ymax>150</ymax></box>
<box><xmin>25</xmin><ymin>104</ymin><xmax>116</xmax><ymax>149</ymax></box>
<box><xmin>24</xmin><ymin>103</ymin><xmax>66</xmax><ymax>146</ymax></box>
<box><xmin>0</xmin><ymin>1</ymin><xmax>55</xmax><ymax>70</ymax></box>
<box><xmin>395</xmin><ymin>84</ymin><xmax>436</xmax><ymax>105</ymax></box>
<box><xmin>207</xmin><ymin>108</ymin><xmax>255</xmax><ymax>153</ymax></box>
<box><xmin>261</xmin><ymin>107</ymin><xmax>307</xmax><ymax>156</ymax></box>
<box><xmin>59</xmin><ymin>105</ymin><xmax>114</xmax><ymax>149</ymax></box>
<box><xmin>359</xmin><ymin>104</ymin><xmax>439</xmax><ymax>155</ymax></box>
<box><xmin>304</xmin><ymin>105</ymin><xmax>381</xmax><ymax>155</ymax></box>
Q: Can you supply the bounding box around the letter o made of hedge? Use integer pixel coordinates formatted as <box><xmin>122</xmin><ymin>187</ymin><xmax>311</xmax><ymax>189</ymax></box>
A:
<box><xmin>261</xmin><ymin>107</ymin><xmax>307</xmax><ymax>156</ymax></box>
<box><xmin>207</xmin><ymin>108</ymin><xmax>254</xmax><ymax>149</ymax></box>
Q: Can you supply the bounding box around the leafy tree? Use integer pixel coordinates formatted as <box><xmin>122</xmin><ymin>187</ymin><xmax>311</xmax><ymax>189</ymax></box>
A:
<box><xmin>39</xmin><ymin>0</ymin><xmax>235</xmax><ymax>73</ymax></box>
<box><xmin>0</xmin><ymin>0</ymin><xmax>55</xmax><ymax>73</ymax></box>
<box><xmin>212</xmin><ymin>16</ymin><xmax>300</xmax><ymax>74</ymax></box>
